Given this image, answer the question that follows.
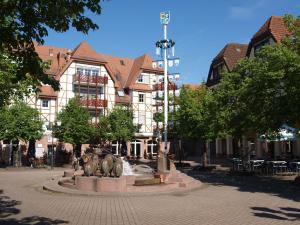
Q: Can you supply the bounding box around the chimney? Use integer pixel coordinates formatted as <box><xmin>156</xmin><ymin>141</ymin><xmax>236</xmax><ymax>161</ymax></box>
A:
<box><xmin>49</xmin><ymin>48</ymin><xmax>53</xmax><ymax>56</ymax></box>
<box><xmin>57</xmin><ymin>52</ymin><xmax>61</xmax><ymax>69</ymax></box>
<box><xmin>66</xmin><ymin>49</ymin><xmax>72</xmax><ymax>61</ymax></box>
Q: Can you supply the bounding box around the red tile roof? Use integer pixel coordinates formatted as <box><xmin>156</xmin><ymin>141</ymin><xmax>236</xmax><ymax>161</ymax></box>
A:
<box><xmin>34</xmin><ymin>41</ymin><xmax>163</xmax><ymax>98</ymax></box>
<box><xmin>213</xmin><ymin>43</ymin><xmax>248</xmax><ymax>71</ymax></box>
<box><xmin>183</xmin><ymin>84</ymin><xmax>201</xmax><ymax>90</ymax></box>
<box><xmin>251</xmin><ymin>16</ymin><xmax>290</xmax><ymax>43</ymax></box>
<box><xmin>38</xmin><ymin>86</ymin><xmax>57</xmax><ymax>98</ymax></box>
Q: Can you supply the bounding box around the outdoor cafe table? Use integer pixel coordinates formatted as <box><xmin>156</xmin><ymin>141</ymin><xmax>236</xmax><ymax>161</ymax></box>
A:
<box><xmin>266</xmin><ymin>161</ymin><xmax>287</xmax><ymax>174</ymax></box>
<box><xmin>289</xmin><ymin>161</ymin><xmax>300</xmax><ymax>174</ymax></box>
<box><xmin>249</xmin><ymin>160</ymin><xmax>265</xmax><ymax>171</ymax></box>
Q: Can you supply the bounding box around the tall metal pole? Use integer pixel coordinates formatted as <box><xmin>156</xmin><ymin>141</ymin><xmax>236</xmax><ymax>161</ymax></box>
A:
<box><xmin>51</xmin><ymin>133</ymin><xmax>54</xmax><ymax>170</ymax></box>
<box><xmin>163</xmin><ymin>24</ymin><xmax>168</xmax><ymax>154</ymax></box>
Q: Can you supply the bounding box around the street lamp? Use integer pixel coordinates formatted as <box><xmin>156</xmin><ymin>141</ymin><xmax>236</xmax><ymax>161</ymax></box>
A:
<box><xmin>154</xmin><ymin>11</ymin><xmax>180</xmax><ymax>171</ymax></box>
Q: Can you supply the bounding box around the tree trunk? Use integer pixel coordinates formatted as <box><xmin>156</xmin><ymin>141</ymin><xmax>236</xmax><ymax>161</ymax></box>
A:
<box><xmin>75</xmin><ymin>144</ymin><xmax>82</xmax><ymax>158</ymax></box>
<box><xmin>202</xmin><ymin>141</ymin><xmax>208</xmax><ymax>167</ymax></box>
<box><xmin>28</xmin><ymin>139</ymin><xmax>36</xmax><ymax>159</ymax></box>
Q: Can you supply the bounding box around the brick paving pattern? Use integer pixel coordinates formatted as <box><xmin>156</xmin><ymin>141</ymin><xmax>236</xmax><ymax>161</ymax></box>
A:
<box><xmin>0</xmin><ymin>168</ymin><xmax>299</xmax><ymax>225</ymax></box>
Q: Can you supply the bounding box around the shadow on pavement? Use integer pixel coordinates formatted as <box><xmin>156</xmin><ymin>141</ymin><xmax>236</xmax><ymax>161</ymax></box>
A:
<box><xmin>0</xmin><ymin>189</ymin><xmax>68</xmax><ymax>225</ymax></box>
<box><xmin>251</xmin><ymin>206</ymin><xmax>300</xmax><ymax>221</ymax></box>
<box><xmin>187</xmin><ymin>170</ymin><xmax>300</xmax><ymax>202</ymax></box>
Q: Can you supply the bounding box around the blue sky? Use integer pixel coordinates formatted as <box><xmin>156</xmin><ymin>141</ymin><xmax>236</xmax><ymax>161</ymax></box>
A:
<box><xmin>45</xmin><ymin>0</ymin><xmax>300</xmax><ymax>85</ymax></box>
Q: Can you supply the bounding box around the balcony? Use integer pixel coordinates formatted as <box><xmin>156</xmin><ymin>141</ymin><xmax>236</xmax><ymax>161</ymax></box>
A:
<box><xmin>153</xmin><ymin>83</ymin><xmax>177</xmax><ymax>91</ymax></box>
<box><xmin>79</xmin><ymin>98</ymin><xmax>108</xmax><ymax>108</ymax></box>
<box><xmin>73</xmin><ymin>74</ymin><xmax>108</xmax><ymax>85</ymax></box>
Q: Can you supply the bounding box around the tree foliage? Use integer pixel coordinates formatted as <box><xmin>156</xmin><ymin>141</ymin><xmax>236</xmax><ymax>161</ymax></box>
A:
<box><xmin>0</xmin><ymin>101</ymin><xmax>43</xmax><ymax>142</ymax></box>
<box><xmin>0</xmin><ymin>52</ymin><xmax>34</xmax><ymax>106</ymax></box>
<box><xmin>53</xmin><ymin>98</ymin><xmax>92</xmax><ymax>146</ymax></box>
<box><xmin>177</xmin><ymin>85</ymin><xmax>214</xmax><ymax>141</ymax></box>
<box><xmin>209</xmin><ymin>14</ymin><xmax>300</xmax><ymax>139</ymax></box>
<box><xmin>0</xmin><ymin>0</ymin><xmax>103</xmax><ymax>106</ymax></box>
<box><xmin>103</xmin><ymin>107</ymin><xmax>138</xmax><ymax>142</ymax></box>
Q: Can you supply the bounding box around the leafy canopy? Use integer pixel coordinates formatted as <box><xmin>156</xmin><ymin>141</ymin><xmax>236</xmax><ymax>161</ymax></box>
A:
<box><xmin>0</xmin><ymin>101</ymin><xmax>43</xmax><ymax>142</ymax></box>
<box><xmin>53</xmin><ymin>98</ymin><xmax>92</xmax><ymax>145</ymax></box>
<box><xmin>209</xmin><ymin>14</ymin><xmax>300</xmax><ymax>138</ymax></box>
<box><xmin>0</xmin><ymin>0</ymin><xmax>103</xmax><ymax>106</ymax></box>
<box><xmin>177</xmin><ymin>85</ymin><xmax>214</xmax><ymax>140</ymax></box>
<box><xmin>103</xmin><ymin>106</ymin><xmax>138</xmax><ymax>142</ymax></box>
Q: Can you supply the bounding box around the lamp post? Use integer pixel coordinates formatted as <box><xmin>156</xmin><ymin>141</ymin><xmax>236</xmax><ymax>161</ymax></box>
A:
<box><xmin>154</xmin><ymin>11</ymin><xmax>180</xmax><ymax>171</ymax></box>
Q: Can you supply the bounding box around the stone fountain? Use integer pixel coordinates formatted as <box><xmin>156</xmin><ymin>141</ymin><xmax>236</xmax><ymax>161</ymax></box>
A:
<box><xmin>55</xmin><ymin>147</ymin><xmax>202</xmax><ymax>194</ymax></box>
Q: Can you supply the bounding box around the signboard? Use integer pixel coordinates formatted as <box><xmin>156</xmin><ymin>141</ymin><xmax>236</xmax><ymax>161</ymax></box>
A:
<box><xmin>160</xmin><ymin>11</ymin><xmax>170</xmax><ymax>25</ymax></box>
<box><xmin>35</xmin><ymin>147</ymin><xmax>45</xmax><ymax>158</ymax></box>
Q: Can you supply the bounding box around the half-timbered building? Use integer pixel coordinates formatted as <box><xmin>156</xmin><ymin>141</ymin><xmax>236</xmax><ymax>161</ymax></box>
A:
<box><xmin>26</xmin><ymin>41</ymin><xmax>175</xmax><ymax>158</ymax></box>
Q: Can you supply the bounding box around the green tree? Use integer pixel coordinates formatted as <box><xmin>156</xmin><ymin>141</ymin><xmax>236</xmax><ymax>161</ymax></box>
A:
<box><xmin>105</xmin><ymin>107</ymin><xmax>138</xmax><ymax>143</ymax></box>
<box><xmin>177</xmin><ymin>85</ymin><xmax>214</xmax><ymax>166</ymax></box>
<box><xmin>0</xmin><ymin>0</ymin><xmax>103</xmax><ymax>105</ymax></box>
<box><xmin>208</xmin><ymin>14</ymin><xmax>300</xmax><ymax>160</ymax></box>
<box><xmin>0</xmin><ymin>102</ymin><xmax>43</xmax><ymax>142</ymax></box>
<box><xmin>0</xmin><ymin>102</ymin><xmax>43</xmax><ymax>161</ymax></box>
<box><xmin>0</xmin><ymin>52</ymin><xmax>34</xmax><ymax>107</ymax></box>
<box><xmin>53</xmin><ymin>98</ymin><xmax>92</xmax><ymax>157</ymax></box>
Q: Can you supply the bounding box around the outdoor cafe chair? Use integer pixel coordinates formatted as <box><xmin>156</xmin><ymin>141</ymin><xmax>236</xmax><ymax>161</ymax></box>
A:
<box><xmin>232</xmin><ymin>158</ymin><xmax>243</xmax><ymax>171</ymax></box>
<box><xmin>252</xmin><ymin>161</ymin><xmax>264</xmax><ymax>173</ymax></box>
<box><xmin>278</xmin><ymin>161</ymin><xmax>288</xmax><ymax>174</ymax></box>
<box><xmin>289</xmin><ymin>162</ymin><xmax>300</xmax><ymax>174</ymax></box>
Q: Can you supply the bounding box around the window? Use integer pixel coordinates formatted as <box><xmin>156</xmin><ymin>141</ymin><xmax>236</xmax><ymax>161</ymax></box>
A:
<box><xmin>99</xmin><ymin>108</ymin><xmax>104</xmax><ymax>116</ymax></box>
<box><xmin>42</xmin><ymin>100</ymin><xmax>49</xmax><ymax>108</ymax></box>
<box><xmin>138</xmin><ymin>113</ymin><xmax>145</xmax><ymax>125</ymax></box>
<box><xmin>99</xmin><ymin>86</ymin><xmax>104</xmax><ymax>95</ymax></box>
<box><xmin>254</xmin><ymin>39</ymin><xmax>270</xmax><ymax>55</ymax></box>
<box><xmin>117</xmin><ymin>90</ymin><xmax>125</xmax><ymax>97</ymax></box>
<box><xmin>45</xmin><ymin>122</ymin><xmax>53</xmax><ymax>131</ymax></box>
<box><xmin>137</xmin><ymin>75</ymin><xmax>144</xmax><ymax>83</ymax></box>
<box><xmin>138</xmin><ymin>93</ymin><xmax>145</xmax><ymax>103</ymax></box>
<box><xmin>77</xmin><ymin>68</ymin><xmax>84</xmax><ymax>75</ymax></box>
<box><xmin>92</xmin><ymin>69</ymin><xmax>99</xmax><ymax>76</ymax></box>
<box><xmin>84</xmin><ymin>69</ymin><xmax>91</xmax><ymax>76</ymax></box>
<box><xmin>120</xmin><ymin>60</ymin><xmax>125</xmax><ymax>66</ymax></box>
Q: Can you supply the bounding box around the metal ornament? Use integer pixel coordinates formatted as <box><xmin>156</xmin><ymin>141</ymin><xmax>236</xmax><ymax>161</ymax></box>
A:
<box><xmin>160</xmin><ymin>11</ymin><xmax>170</xmax><ymax>25</ymax></box>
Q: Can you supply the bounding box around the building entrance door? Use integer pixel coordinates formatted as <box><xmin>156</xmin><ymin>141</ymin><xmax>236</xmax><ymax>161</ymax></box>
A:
<box><xmin>130</xmin><ymin>140</ymin><xmax>141</xmax><ymax>158</ymax></box>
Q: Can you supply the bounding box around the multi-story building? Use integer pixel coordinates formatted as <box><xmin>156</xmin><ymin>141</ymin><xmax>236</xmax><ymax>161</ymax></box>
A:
<box><xmin>205</xmin><ymin>16</ymin><xmax>300</xmax><ymax>159</ymax></box>
<box><xmin>206</xmin><ymin>43</ymin><xmax>248</xmax><ymax>88</ymax></box>
<box><xmin>26</xmin><ymin>41</ymin><xmax>177</xmax><ymax>158</ymax></box>
<box><xmin>206</xmin><ymin>43</ymin><xmax>248</xmax><ymax>159</ymax></box>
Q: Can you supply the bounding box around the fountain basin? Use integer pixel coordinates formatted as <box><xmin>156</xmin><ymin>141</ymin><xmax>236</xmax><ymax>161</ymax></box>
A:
<box><xmin>65</xmin><ymin>175</ymin><xmax>136</xmax><ymax>192</ymax></box>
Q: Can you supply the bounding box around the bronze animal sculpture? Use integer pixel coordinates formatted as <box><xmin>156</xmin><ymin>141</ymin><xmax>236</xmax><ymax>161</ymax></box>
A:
<box><xmin>80</xmin><ymin>149</ymin><xmax>124</xmax><ymax>177</ymax></box>
<box><xmin>101</xmin><ymin>154</ymin><xmax>114</xmax><ymax>177</ymax></box>
<box><xmin>113</xmin><ymin>158</ymin><xmax>123</xmax><ymax>177</ymax></box>
<box><xmin>82</xmin><ymin>153</ymin><xmax>99</xmax><ymax>177</ymax></box>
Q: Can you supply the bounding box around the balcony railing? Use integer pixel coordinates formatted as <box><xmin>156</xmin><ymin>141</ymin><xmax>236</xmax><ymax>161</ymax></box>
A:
<box><xmin>153</xmin><ymin>83</ymin><xmax>177</xmax><ymax>91</ymax></box>
<box><xmin>74</xmin><ymin>74</ymin><xmax>108</xmax><ymax>85</ymax></box>
<box><xmin>79</xmin><ymin>98</ymin><xmax>108</xmax><ymax>108</ymax></box>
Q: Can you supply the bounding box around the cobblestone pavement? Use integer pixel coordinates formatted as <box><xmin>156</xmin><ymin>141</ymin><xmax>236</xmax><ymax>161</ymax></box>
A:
<box><xmin>0</xmin><ymin>168</ymin><xmax>299</xmax><ymax>225</ymax></box>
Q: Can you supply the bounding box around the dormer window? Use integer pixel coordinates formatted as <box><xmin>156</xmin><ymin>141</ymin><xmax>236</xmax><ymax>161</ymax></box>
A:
<box><xmin>254</xmin><ymin>39</ymin><xmax>270</xmax><ymax>55</ymax></box>
<box><xmin>117</xmin><ymin>90</ymin><xmax>125</xmax><ymax>97</ymax></box>
<box><xmin>137</xmin><ymin>74</ymin><xmax>144</xmax><ymax>83</ymax></box>
<box><xmin>120</xmin><ymin>60</ymin><xmax>125</xmax><ymax>65</ymax></box>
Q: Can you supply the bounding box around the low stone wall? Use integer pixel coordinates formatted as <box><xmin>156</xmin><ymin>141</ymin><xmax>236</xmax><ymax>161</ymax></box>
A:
<box><xmin>74</xmin><ymin>175</ymin><xmax>136</xmax><ymax>193</ymax></box>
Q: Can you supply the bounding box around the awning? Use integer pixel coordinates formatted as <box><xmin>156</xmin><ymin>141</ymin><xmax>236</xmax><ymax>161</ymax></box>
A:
<box><xmin>259</xmin><ymin>124</ymin><xmax>297</xmax><ymax>141</ymax></box>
